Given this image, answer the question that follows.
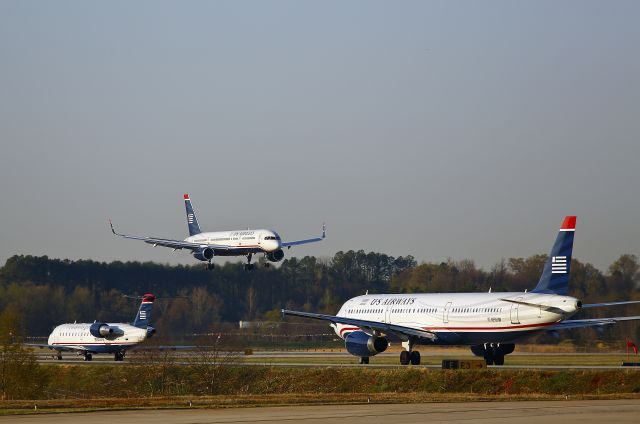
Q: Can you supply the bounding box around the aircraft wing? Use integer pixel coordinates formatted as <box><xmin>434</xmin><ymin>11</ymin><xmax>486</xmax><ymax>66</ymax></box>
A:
<box><xmin>281</xmin><ymin>224</ymin><xmax>326</xmax><ymax>248</ymax></box>
<box><xmin>109</xmin><ymin>220</ymin><xmax>230</xmax><ymax>251</ymax></box>
<box><xmin>281</xmin><ymin>309</ymin><xmax>437</xmax><ymax>341</ymax></box>
<box><xmin>547</xmin><ymin>315</ymin><xmax>640</xmax><ymax>330</ymax></box>
<box><xmin>128</xmin><ymin>344</ymin><xmax>196</xmax><ymax>351</ymax></box>
<box><xmin>26</xmin><ymin>343</ymin><xmax>86</xmax><ymax>352</ymax></box>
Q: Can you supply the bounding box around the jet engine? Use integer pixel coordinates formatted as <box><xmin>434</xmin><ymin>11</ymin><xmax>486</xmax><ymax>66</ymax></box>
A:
<box><xmin>344</xmin><ymin>331</ymin><xmax>388</xmax><ymax>357</ymax></box>
<box><xmin>266</xmin><ymin>249</ymin><xmax>285</xmax><ymax>263</ymax></box>
<box><xmin>193</xmin><ymin>247</ymin><xmax>214</xmax><ymax>261</ymax></box>
<box><xmin>146</xmin><ymin>325</ymin><xmax>156</xmax><ymax>338</ymax></box>
<box><xmin>89</xmin><ymin>322</ymin><xmax>117</xmax><ymax>338</ymax></box>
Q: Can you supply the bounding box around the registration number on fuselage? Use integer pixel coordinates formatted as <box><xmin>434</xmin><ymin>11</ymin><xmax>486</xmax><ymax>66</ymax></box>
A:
<box><xmin>487</xmin><ymin>317</ymin><xmax>502</xmax><ymax>323</ymax></box>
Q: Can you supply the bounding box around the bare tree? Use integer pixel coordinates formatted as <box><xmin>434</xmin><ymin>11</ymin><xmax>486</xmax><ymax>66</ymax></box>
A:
<box><xmin>188</xmin><ymin>333</ymin><xmax>242</xmax><ymax>395</ymax></box>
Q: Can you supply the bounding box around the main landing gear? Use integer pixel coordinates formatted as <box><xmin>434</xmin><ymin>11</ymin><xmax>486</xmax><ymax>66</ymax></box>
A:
<box><xmin>114</xmin><ymin>351</ymin><xmax>125</xmax><ymax>361</ymax></box>
<box><xmin>83</xmin><ymin>352</ymin><xmax>93</xmax><ymax>361</ymax></box>
<box><xmin>358</xmin><ymin>357</ymin><xmax>370</xmax><ymax>364</ymax></box>
<box><xmin>53</xmin><ymin>352</ymin><xmax>62</xmax><ymax>360</ymax></box>
<box><xmin>244</xmin><ymin>253</ymin><xmax>255</xmax><ymax>271</ymax></box>
<box><xmin>470</xmin><ymin>343</ymin><xmax>515</xmax><ymax>366</ymax></box>
<box><xmin>206</xmin><ymin>261</ymin><xmax>214</xmax><ymax>270</ymax></box>
<box><xmin>399</xmin><ymin>339</ymin><xmax>421</xmax><ymax>365</ymax></box>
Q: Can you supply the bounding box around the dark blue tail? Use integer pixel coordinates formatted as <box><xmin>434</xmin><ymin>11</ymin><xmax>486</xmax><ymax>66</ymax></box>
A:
<box><xmin>132</xmin><ymin>294</ymin><xmax>155</xmax><ymax>328</ymax></box>
<box><xmin>184</xmin><ymin>193</ymin><xmax>202</xmax><ymax>236</ymax></box>
<box><xmin>531</xmin><ymin>216</ymin><xmax>576</xmax><ymax>295</ymax></box>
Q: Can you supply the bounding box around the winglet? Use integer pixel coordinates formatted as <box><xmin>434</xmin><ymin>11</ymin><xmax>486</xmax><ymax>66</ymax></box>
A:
<box><xmin>109</xmin><ymin>219</ymin><xmax>117</xmax><ymax>235</ymax></box>
<box><xmin>322</xmin><ymin>223</ymin><xmax>326</xmax><ymax>239</ymax></box>
<box><xmin>183</xmin><ymin>193</ymin><xmax>190</xmax><ymax>200</ymax></box>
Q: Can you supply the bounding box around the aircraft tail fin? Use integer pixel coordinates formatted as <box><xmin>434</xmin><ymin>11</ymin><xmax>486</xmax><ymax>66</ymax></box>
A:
<box><xmin>132</xmin><ymin>294</ymin><xmax>155</xmax><ymax>328</ymax></box>
<box><xmin>531</xmin><ymin>216</ymin><xmax>576</xmax><ymax>295</ymax></box>
<box><xmin>184</xmin><ymin>193</ymin><xmax>202</xmax><ymax>236</ymax></box>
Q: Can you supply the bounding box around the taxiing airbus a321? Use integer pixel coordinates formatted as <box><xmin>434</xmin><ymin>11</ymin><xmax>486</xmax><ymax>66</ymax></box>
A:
<box><xmin>283</xmin><ymin>216</ymin><xmax>640</xmax><ymax>365</ymax></box>
<box><xmin>110</xmin><ymin>194</ymin><xmax>325</xmax><ymax>270</ymax></box>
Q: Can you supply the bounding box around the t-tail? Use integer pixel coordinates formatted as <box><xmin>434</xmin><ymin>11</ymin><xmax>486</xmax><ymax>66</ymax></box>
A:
<box><xmin>531</xmin><ymin>216</ymin><xmax>576</xmax><ymax>295</ymax></box>
<box><xmin>184</xmin><ymin>193</ymin><xmax>202</xmax><ymax>236</ymax></box>
<box><xmin>132</xmin><ymin>293</ymin><xmax>155</xmax><ymax>329</ymax></box>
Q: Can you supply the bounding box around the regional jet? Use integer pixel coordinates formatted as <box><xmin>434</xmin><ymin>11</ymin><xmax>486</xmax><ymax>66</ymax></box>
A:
<box><xmin>283</xmin><ymin>217</ymin><xmax>640</xmax><ymax>365</ymax></box>
<box><xmin>110</xmin><ymin>194</ymin><xmax>325</xmax><ymax>270</ymax></box>
<box><xmin>31</xmin><ymin>294</ymin><xmax>157</xmax><ymax>361</ymax></box>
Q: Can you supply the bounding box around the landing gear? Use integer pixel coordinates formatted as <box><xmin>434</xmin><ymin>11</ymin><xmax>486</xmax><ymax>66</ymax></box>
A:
<box><xmin>399</xmin><ymin>339</ymin><xmax>421</xmax><ymax>365</ymax></box>
<box><xmin>54</xmin><ymin>352</ymin><xmax>62</xmax><ymax>360</ymax></box>
<box><xmin>358</xmin><ymin>357</ymin><xmax>369</xmax><ymax>364</ymax></box>
<box><xmin>263</xmin><ymin>262</ymin><xmax>271</xmax><ymax>268</ymax></box>
<box><xmin>114</xmin><ymin>352</ymin><xmax>125</xmax><ymax>361</ymax></box>
<box><xmin>83</xmin><ymin>352</ymin><xmax>93</xmax><ymax>361</ymax></box>
<box><xmin>244</xmin><ymin>253</ymin><xmax>255</xmax><ymax>271</ymax></box>
<box><xmin>470</xmin><ymin>343</ymin><xmax>514</xmax><ymax>366</ymax></box>
<box><xmin>206</xmin><ymin>262</ymin><xmax>214</xmax><ymax>270</ymax></box>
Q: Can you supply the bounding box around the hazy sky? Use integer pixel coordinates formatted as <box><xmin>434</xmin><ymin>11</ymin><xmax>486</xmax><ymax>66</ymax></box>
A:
<box><xmin>1</xmin><ymin>1</ymin><xmax>638</xmax><ymax>272</ymax></box>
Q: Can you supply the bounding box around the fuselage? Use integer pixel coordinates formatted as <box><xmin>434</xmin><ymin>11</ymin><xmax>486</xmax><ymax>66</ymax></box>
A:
<box><xmin>334</xmin><ymin>292</ymin><xmax>581</xmax><ymax>345</ymax></box>
<box><xmin>48</xmin><ymin>323</ymin><xmax>148</xmax><ymax>354</ymax></box>
<box><xmin>185</xmin><ymin>229</ymin><xmax>281</xmax><ymax>255</ymax></box>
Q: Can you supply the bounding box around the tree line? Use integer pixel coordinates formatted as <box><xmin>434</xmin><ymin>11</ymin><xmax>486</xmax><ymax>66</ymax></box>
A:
<box><xmin>0</xmin><ymin>251</ymin><xmax>638</xmax><ymax>342</ymax></box>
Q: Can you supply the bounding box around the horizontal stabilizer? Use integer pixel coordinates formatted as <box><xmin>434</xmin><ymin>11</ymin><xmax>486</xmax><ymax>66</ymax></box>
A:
<box><xmin>548</xmin><ymin>315</ymin><xmax>640</xmax><ymax>330</ymax></box>
<box><xmin>581</xmin><ymin>300</ymin><xmax>640</xmax><ymax>309</ymax></box>
<box><xmin>499</xmin><ymin>298</ymin><xmax>566</xmax><ymax>315</ymax></box>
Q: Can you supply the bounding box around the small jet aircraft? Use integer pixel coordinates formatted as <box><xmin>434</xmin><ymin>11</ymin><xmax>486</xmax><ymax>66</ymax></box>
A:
<box><xmin>31</xmin><ymin>294</ymin><xmax>157</xmax><ymax>361</ymax></box>
<box><xmin>283</xmin><ymin>216</ymin><xmax>640</xmax><ymax>365</ymax></box>
<box><xmin>110</xmin><ymin>194</ymin><xmax>325</xmax><ymax>270</ymax></box>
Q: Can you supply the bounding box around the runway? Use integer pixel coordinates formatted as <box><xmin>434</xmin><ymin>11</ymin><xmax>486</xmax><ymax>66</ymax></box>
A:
<box><xmin>4</xmin><ymin>400</ymin><xmax>640</xmax><ymax>423</ymax></box>
<box><xmin>32</xmin><ymin>350</ymin><xmax>640</xmax><ymax>370</ymax></box>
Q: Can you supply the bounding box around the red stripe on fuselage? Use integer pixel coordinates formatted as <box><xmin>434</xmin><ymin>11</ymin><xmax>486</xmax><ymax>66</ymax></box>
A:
<box><xmin>422</xmin><ymin>322</ymin><xmax>555</xmax><ymax>331</ymax></box>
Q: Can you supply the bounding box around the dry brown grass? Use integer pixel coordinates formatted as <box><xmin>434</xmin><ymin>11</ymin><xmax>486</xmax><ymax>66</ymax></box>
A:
<box><xmin>3</xmin><ymin>392</ymin><xmax>640</xmax><ymax>415</ymax></box>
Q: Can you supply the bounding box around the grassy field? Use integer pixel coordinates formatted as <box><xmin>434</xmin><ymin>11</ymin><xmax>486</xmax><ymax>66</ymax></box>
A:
<box><xmin>4</xmin><ymin>365</ymin><xmax>640</xmax><ymax>415</ymax></box>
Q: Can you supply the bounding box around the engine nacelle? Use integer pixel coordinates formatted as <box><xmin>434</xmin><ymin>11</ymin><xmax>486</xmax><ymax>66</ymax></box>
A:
<box><xmin>193</xmin><ymin>247</ymin><xmax>214</xmax><ymax>261</ymax></box>
<box><xmin>90</xmin><ymin>322</ymin><xmax>115</xmax><ymax>338</ymax></box>
<box><xmin>146</xmin><ymin>325</ymin><xmax>156</xmax><ymax>338</ymax></box>
<box><xmin>266</xmin><ymin>249</ymin><xmax>285</xmax><ymax>263</ymax></box>
<box><xmin>344</xmin><ymin>331</ymin><xmax>388</xmax><ymax>357</ymax></box>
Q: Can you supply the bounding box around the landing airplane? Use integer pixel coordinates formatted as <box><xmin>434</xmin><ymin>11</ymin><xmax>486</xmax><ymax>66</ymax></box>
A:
<box><xmin>110</xmin><ymin>194</ymin><xmax>325</xmax><ymax>270</ymax></box>
<box><xmin>30</xmin><ymin>294</ymin><xmax>157</xmax><ymax>361</ymax></box>
<box><xmin>283</xmin><ymin>216</ymin><xmax>640</xmax><ymax>365</ymax></box>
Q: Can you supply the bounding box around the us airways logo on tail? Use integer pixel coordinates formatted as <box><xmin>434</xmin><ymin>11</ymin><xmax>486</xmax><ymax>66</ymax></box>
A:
<box><xmin>552</xmin><ymin>256</ymin><xmax>567</xmax><ymax>274</ymax></box>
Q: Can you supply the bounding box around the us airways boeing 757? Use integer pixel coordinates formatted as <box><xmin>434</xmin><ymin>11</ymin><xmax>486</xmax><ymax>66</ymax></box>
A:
<box><xmin>110</xmin><ymin>194</ymin><xmax>325</xmax><ymax>270</ymax></box>
<box><xmin>283</xmin><ymin>217</ymin><xmax>640</xmax><ymax>365</ymax></box>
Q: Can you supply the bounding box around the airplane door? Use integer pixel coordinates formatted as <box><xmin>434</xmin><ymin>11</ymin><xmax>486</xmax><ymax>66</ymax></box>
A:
<box><xmin>510</xmin><ymin>297</ymin><xmax>522</xmax><ymax>324</ymax></box>
<box><xmin>384</xmin><ymin>305</ymin><xmax>391</xmax><ymax>323</ymax></box>
<box><xmin>443</xmin><ymin>302</ymin><xmax>452</xmax><ymax>324</ymax></box>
